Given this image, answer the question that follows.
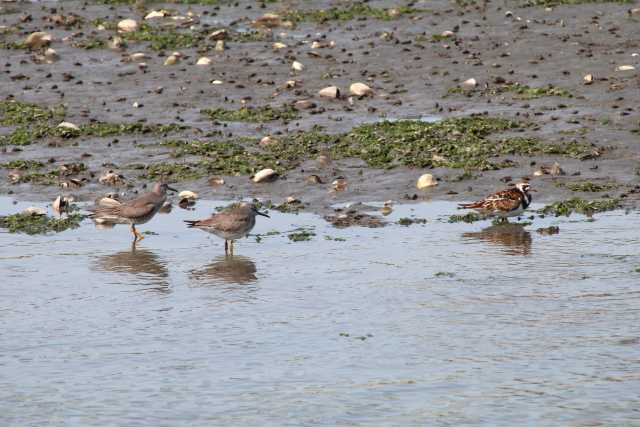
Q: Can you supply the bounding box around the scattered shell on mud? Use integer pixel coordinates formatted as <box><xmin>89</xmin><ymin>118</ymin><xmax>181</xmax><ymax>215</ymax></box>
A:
<box><xmin>416</xmin><ymin>173</ymin><xmax>438</xmax><ymax>189</ymax></box>
<box><xmin>214</xmin><ymin>40</ymin><xmax>225</xmax><ymax>52</ymax></box>
<box><xmin>164</xmin><ymin>54</ymin><xmax>180</xmax><ymax>66</ymax></box>
<box><xmin>252</xmin><ymin>168</ymin><xmax>278</xmax><ymax>183</ymax></box>
<box><xmin>145</xmin><ymin>10</ymin><xmax>169</xmax><ymax>20</ymax></box>
<box><xmin>23</xmin><ymin>207</ymin><xmax>47</xmax><ymax>216</ymax></box>
<box><xmin>253</xmin><ymin>13</ymin><xmax>282</xmax><ymax>28</ymax></box>
<box><xmin>306</xmin><ymin>175</ymin><xmax>323</xmax><ymax>184</ymax></box>
<box><xmin>462</xmin><ymin>78</ymin><xmax>477</xmax><ymax>89</ymax></box>
<box><xmin>285</xmin><ymin>196</ymin><xmax>300</xmax><ymax>204</ymax></box>
<box><xmin>57</xmin><ymin>121</ymin><xmax>80</xmax><ymax>131</ymax></box>
<box><xmin>99</xmin><ymin>171</ymin><xmax>125</xmax><ymax>186</ymax></box>
<box><xmin>349</xmin><ymin>82</ymin><xmax>373</xmax><ymax>97</ymax></box>
<box><xmin>292</xmin><ymin>61</ymin><xmax>305</xmax><ymax>72</ymax></box>
<box><xmin>272</xmin><ymin>42</ymin><xmax>287</xmax><ymax>50</ymax></box>
<box><xmin>179</xmin><ymin>190</ymin><xmax>198</xmax><ymax>201</ymax></box>
<box><xmin>196</xmin><ymin>57</ymin><xmax>212</xmax><ymax>66</ymax></box>
<box><xmin>583</xmin><ymin>74</ymin><xmax>594</xmax><ymax>85</ymax></box>
<box><xmin>43</xmin><ymin>48</ymin><xmax>59</xmax><ymax>63</ymax></box>
<box><xmin>117</xmin><ymin>19</ymin><xmax>138</xmax><ymax>33</ymax></box>
<box><xmin>441</xmin><ymin>30</ymin><xmax>455</xmax><ymax>37</ymax></box>
<box><xmin>294</xmin><ymin>99</ymin><xmax>316</xmax><ymax>110</ymax></box>
<box><xmin>127</xmin><ymin>52</ymin><xmax>149</xmax><ymax>62</ymax></box>
<box><xmin>535</xmin><ymin>162</ymin><xmax>565</xmax><ymax>176</ymax></box>
<box><xmin>208</xmin><ymin>176</ymin><xmax>225</xmax><ymax>186</ymax></box>
<box><xmin>25</xmin><ymin>32</ymin><xmax>52</xmax><ymax>49</ymax></box>
<box><xmin>285</xmin><ymin>80</ymin><xmax>298</xmax><ymax>88</ymax></box>
<box><xmin>52</xmin><ymin>195</ymin><xmax>74</xmax><ymax>213</ymax></box>
<box><xmin>332</xmin><ymin>178</ymin><xmax>348</xmax><ymax>192</ymax></box>
<box><xmin>318</xmin><ymin>86</ymin><xmax>340</xmax><ymax>99</ymax></box>
<box><xmin>209</xmin><ymin>29</ymin><xmax>228</xmax><ymax>40</ymax></box>
<box><xmin>259</xmin><ymin>136</ymin><xmax>277</xmax><ymax>146</ymax></box>
<box><xmin>616</xmin><ymin>65</ymin><xmax>635</xmax><ymax>71</ymax></box>
<box><xmin>109</xmin><ymin>36</ymin><xmax>126</xmax><ymax>50</ymax></box>
<box><xmin>211</xmin><ymin>80</ymin><xmax>224</xmax><ymax>85</ymax></box>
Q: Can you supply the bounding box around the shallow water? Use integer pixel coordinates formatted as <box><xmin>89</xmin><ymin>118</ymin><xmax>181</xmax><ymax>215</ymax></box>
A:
<box><xmin>1</xmin><ymin>197</ymin><xmax>639</xmax><ymax>426</ymax></box>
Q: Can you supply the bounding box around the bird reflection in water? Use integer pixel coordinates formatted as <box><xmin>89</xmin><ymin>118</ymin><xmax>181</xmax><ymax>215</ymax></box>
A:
<box><xmin>93</xmin><ymin>243</ymin><xmax>170</xmax><ymax>293</ymax></box>
<box><xmin>190</xmin><ymin>255</ymin><xmax>257</xmax><ymax>285</ymax></box>
<box><xmin>462</xmin><ymin>223</ymin><xmax>532</xmax><ymax>256</ymax></box>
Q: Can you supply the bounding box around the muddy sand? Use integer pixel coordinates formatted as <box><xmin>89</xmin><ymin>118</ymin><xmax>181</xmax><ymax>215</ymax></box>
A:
<box><xmin>1</xmin><ymin>0</ymin><xmax>639</xmax><ymax>215</ymax></box>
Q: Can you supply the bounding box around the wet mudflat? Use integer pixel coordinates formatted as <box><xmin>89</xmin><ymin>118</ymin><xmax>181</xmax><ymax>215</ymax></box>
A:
<box><xmin>1</xmin><ymin>197</ymin><xmax>639</xmax><ymax>426</ymax></box>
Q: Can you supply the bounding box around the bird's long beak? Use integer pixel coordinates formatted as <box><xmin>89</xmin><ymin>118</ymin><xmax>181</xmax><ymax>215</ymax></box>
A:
<box><xmin>529</xmin><ymin>189</ymin><xmax>538</xmax><ymax>192</ymax></box>
<box><xmin>256</xmin><ymin>210</ymin><xmax>270</xmax><ymax>218</ymax></box>
<box><xmin>166</xmin><ymin>185</ymin><xmax>178</xmax><ymax>192</ymax></box>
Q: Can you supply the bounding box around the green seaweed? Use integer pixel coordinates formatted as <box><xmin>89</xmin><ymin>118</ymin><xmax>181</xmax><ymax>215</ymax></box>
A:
<box><xmin>331</xmin><ymin>118</ymin><xmax>592</xmax><ymax>170</ymax></box>
<box><xmin>564</xmin><ymin>181</ymin><xmax>619</xmax><ymax>192</ymax></box>
<box><xmin>283</xmin><ymin>4</ymin><xmax>424</xmax><ymax>23</ymax></box>
<box><xmin>448</xmin><ymin>212</ymin><xmax>485</xmax><ymax>223</ymax></box>
<box><xmin>143</xmin><ymin>163</ymin><xmax>204</xmax><ymax>181</ymax></box>
<box><xmin>0</xmin><ymin>160</ymin><xmax>44</xmax><ymax>170</ymax></box>
<box><xmin>539</xmin><ymin>198</ymin><xmax>621</xmax><ymax>216</ymax></box>
<box><xmin>449</xmin><ymin>83</ymin><xmax>572</xmax><ymax>100</ymax></box>
<box><xmin>288</xmin><ymin>228</ymin><xmax>315</xmax><ymax>242</ymax></box>
<box><xmin>201</xmin><ymin>105</ymin><xmax>299</xmax><ymax>123</ymax></box>
<box><xmin>524</xmin><ymin>0</ymin><xmax>632</xmax><ymax>6</ymax></box>
<box><xmin>397</xmin><ymin>217</ymin><xmax>427</xmax><ymax>226</ymax></box>
<box><xmin>0</xmin><ymin>212</ymin><xmax>83</xmax><ymax>234</ymax></box>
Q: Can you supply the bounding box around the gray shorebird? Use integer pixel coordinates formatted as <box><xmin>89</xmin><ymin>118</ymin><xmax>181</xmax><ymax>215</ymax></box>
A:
<box><xmin>90</xmin><ymin>181</ymin><xmax>177</xmax><ymax>241</ymax></box>
<box><xmin>184</xmin><ymin>202</ymin><xmax>269</xmax><ymax>255</ymax></box>
<box><xmin>458</xmin><ymin>182</ymin><xmax>534</xmax><ymax>222</ymax></box>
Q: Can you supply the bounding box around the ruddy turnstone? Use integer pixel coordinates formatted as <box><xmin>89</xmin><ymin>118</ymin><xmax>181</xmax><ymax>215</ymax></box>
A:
<box><xmin>184</xmin><ymin>202</ymin><xmax>269</xmax><ymax>255</ymax></box>
<box><xmin>458</xmin><ymin>182</ymin><xmax>534</xmax><ymax>222</ymax></box>
<box><xmin>89</xmin><ymin>181</ymin><xmax>177</xmax><ymax>242</ymax></box>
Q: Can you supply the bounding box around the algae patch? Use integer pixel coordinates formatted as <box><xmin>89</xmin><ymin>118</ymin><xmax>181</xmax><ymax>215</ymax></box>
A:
<box><xmin>0</xmin><ymin>212</ymin><xmax>83</xmax><ymax>234</ymax></box>
<box><xmin>539</xmin><ymin>198</ymin><xmax>621</xmax><ymax>217</ymax></box>
<box><xmin>201</xmin><ymin>106</ymin><xmax>299</xmax><ymax>123</ymax></box>
<box><xmin>283</xmin><ymin>4</ymin><xmax>425</xmax><ymax>23</ymax></box>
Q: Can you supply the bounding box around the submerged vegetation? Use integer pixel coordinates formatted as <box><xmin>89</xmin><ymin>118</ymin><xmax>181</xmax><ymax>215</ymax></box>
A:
<box><xmin>539</xmin><ymin>198</ymin><xmax>621</xmax><ymax>216</ymax></box>
<box><xmin>0</xmin><ymin>212</ymin><xmax>83</xmax><ymax>235</ymax></box>
<box><xmin>448</xmin><ymin>212</ymin><xmax>485</xmax><ymax>223</ymax></box>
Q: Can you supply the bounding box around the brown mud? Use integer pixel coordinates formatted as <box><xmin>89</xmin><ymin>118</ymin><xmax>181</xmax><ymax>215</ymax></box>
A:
<box><xmin>1</xmin><ymin>0</ymin><xmax>639</xmax><ymax>215</ymax></box>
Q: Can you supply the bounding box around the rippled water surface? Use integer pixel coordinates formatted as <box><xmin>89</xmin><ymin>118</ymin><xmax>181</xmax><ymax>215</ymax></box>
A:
<box><xmin>1</xmin><ymin>197</ymin><xmax>639</xmax><ymax>426</ymax></box>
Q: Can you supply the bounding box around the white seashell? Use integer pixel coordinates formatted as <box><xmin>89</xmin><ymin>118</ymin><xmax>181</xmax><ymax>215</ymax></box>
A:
<box><xmin>349</xmin><ymin>82</ymin><xmax>373</xmax><ymax>96</ymax></box>
<box><xmin>259</xmin><ymin>136</ymin><xmax>277</xmax><ymax>146</ymax></box>
<box><xmin>462</xmin><ymin>78</ymin><xmax>477</xmax><ymax>89</ymax></box>
<box><xmin>23</xmin><ymin>207</ymin><xmax>46</xmax><ymax>216</ymax></box>
<box><xmin>43</xmin><ymin>48</ymin><xmax>59</xmax><ymax>63</ymax></box>
<box><xmin>178</xmin><ymin>190</ymin><xmax>198</xmax><ymax>201</ymax></box>
<box><xmin>52</xmin><ymin>195</ymin><xmax>74</xmax><ymax>213</ymax></box>
<box><xmin>211</xmin><ymin>80</ymin><xmax>223</xmax><ymax>85</ymax></box>
<box><xmin>99</xmin><ymin>171</ymin><xmax>125</xmax><ymax>186</ymax></box>
<box><xmin>196</xmin><ymin>57</ymin><xmax>212</xmax><ymax>66</ymax></box>
<box><xmin>145</xmin><ymin>10</ymin><xmax>169</xmax><ymax>20</ymax></box>
<box><xmin>209</xmin><ymin>176</ymin><xmax>225</xmax><ymax>186</ymax></box>
<box><xmin>209</xmin><ymin>29</ymin><xmax>228</xmax><ymax>40</ymax></box>
<box><xmin>252</xmin><ymin>168</ymin><xmax>278</xmax><ymax>183</ymax></box>
<box><xmin>583</xmin><ymin>74</ymin><xmax>594</xmax><ymax>84</ymax></box>
<box><xmin>292</xmin><ymin>60</ymin><xmax>304</xmax><ymax>71</ymax></box>
<box><xmin>128</xmin><ymin>52</ymin><xmax>149</xmax><ymax>62</ymax></box>
<box><xmin>57</xmin><ymin>121</ymin><xmax>80</xmax><ymax>131</ymax></box>
<box><xmin>272</xmin><ymin>42</ymin><xmax>287</xmax><ymax>49</ymax></box>
<box><xmin>117</xmin><ymin>19</ymin><xmax>138</xmax><ymax>33</ymax></box>
<box><xmin>441</xmin><ymin>30</ymin><xmax>455</xmax><ymax>37</ymax></box>
<box><xmin>164</xmin><ymin>55</ymin><xmax>179</xmax><ymax>66</ymax></box>
<box><xmin>25</xmin><ymin>32</ymin><xmax>52</xmax><ymax>49</ymax></box>
<box><xmin>318</xmin><ymin>86</ymin><xmax>340</xmax><ymax>98</ymax></box>
<box><xmin>416</xmin><ymin>173</ymin><xmax>438</xmax><ymax>189</ymax></box>
<box><xmin>109</xmin><ymin>36</ymin><xmax>125</xmax><ymax>50</ymax></box>
<box><xmin>617</xmin><ymin>65</ymin><xmax>635</xmax><ymax>71</ymax></box>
